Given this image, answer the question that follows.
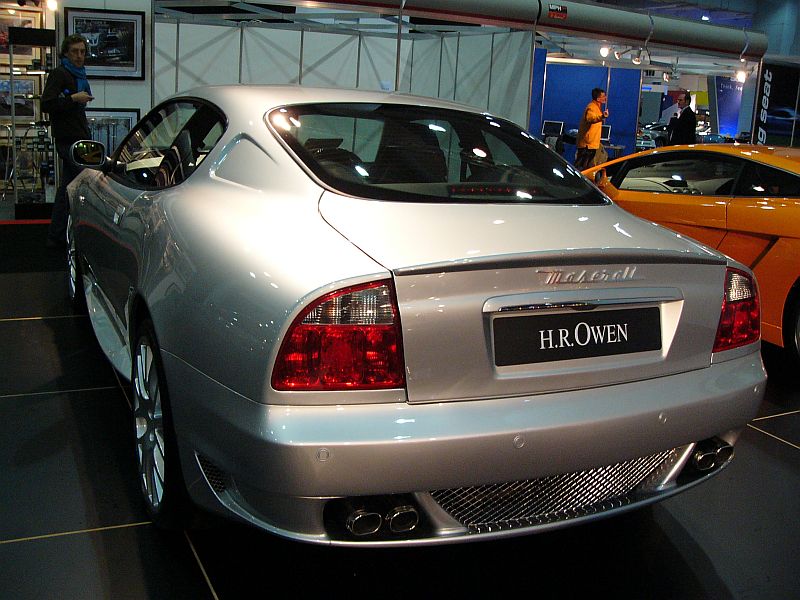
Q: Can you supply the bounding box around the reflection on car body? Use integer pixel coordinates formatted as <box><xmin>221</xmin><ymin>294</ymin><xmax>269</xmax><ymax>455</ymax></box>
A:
<box><xmin>67</xmin><ymin>86</ymin><xmax>765</xmax><ymax>546</ymax></box>
<box><xmin>585</xmin><ymin>143</ymin><xmax>800</xmax><ymax>364</ymax></box>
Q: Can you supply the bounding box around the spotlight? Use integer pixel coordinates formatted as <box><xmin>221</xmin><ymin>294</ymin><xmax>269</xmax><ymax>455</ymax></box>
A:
<box><xmin>613</xmin><ymin>49</ymin><xmax>623</xmax><ymax>60</ymax></box>
<box><xmin>701</xmin><ymin>15</ymin><xmax>710</xmax><ymax>21</ymax></box>
<box><xmin>662</xmin><ymin>71</ymin><xmax>670</xmax><ymax>83</ymax></box>
<box><xmin>46</xmin><ymin>0</ymin><xmax>56</xmax><ymax>8</ymax></box>
<box><xmin>631</xmin><ymin>50</ymin><xmax>642</xmax><ymax>65</ymax></box>
<box><xmin>736</xmin><ymin>70</ymin><xmax>747</xmax><ymax>83</ymax></box>
<box><xmin>600</xmin><ymin>46</ymin><xmax>610</xmax><ymax>58</ymax></box>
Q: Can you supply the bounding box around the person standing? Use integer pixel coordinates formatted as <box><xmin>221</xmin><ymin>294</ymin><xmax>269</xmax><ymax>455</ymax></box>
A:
<box><xmin>574</xmin><ymin>87</ymin><xmax>608</xmax><ymax>170</ymax></box>
<box><xmin>667</xmin><ymin>91</ymin><xmax>697</xmax><ymax>145</ymax></box>
<box><xmin>41</xmin><ymin>34</ymin><xmax>94</xmax><ymax>248</ymax></box>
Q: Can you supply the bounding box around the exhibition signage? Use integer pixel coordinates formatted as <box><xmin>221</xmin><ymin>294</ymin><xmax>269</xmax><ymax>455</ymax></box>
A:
<box><xmin>754</xmin><ymin>62</ymin><xmax>800</xmax><ymax>147</ymax></box>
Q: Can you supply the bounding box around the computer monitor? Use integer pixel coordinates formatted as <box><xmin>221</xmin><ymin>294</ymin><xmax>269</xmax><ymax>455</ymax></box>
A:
<box><xmin>541</xmin><ymin>120</ymin><xmax>564</xmax><ymax>137</ymax></box>
<box><xmin>601</xmin><ymin>125</ymin><xmax>612</xmax><ymax>142</ymax></box>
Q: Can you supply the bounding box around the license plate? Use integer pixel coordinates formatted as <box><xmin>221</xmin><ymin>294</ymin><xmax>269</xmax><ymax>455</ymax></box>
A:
<box><xmin>493</xmin><ymin>307</ymin><xmax>661</xmax><ymax>366</ymax></box>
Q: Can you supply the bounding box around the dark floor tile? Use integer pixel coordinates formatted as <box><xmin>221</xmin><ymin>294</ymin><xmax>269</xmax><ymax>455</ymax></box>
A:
<box><xmin>0</xmin><ymin>316</ymin><xmax>117</xmax><ymax>397</ymax></box>
<box><xmin>758</xmin><ymin>343</ymin><xmax>800</xmax><ymax>417</ymax></box>
<box><xmin>0</xmin><ymin>525</ymin><xmax>214</xmax><ymax>600</ymax></box>
<box><xmin>750</xmin><ymin>412</ymin><xmax>800</xmax><ymax>449</ymax></box>
<box><xmin>658</xmin><ymin>425</ymin><xmax>800</xmax><ymax>599</ymax></box>
<box><xmin>0</xmin><ymin>272</ymin><xmax>73</xmax><ymax>319</ymax></box>
<box><xmin>186</xmin><ymin>508</ymin><xmax>726</xmax><ymax>599</ymax></box>
<box><xmin>0</xmin><ymin>388</ymin><xmax>146</xmax><ymax>541</ymax></box>
<box><xmin>0</xmin><ymin>224</ymin><xmax>64</xmax><ymax>274</ymax></box>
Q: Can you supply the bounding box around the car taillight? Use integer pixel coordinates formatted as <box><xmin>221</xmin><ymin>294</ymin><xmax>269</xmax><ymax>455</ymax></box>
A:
<box><xmin>713</xmin><ymin>268</ymin><xmax>760</xmax><ymax>353</ymax></box>
<box><xmin>272</xmin><ymin>280</ymin><xmax>405</xmax><ymax>390</ymax></box>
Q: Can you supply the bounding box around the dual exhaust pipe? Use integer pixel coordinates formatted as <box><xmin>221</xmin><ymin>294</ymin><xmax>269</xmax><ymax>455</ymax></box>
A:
<box><xmin>692</xmin><ymin>437</ymin><xmax>734</xmax><ymax>472</ymax></box>
<box><xmin>346</xmin><ymin>502</ymin><xmax>419</xmax><ymax>537</ymax></box>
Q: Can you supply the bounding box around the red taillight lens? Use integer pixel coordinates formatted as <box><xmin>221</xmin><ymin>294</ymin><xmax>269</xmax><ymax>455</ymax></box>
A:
<box><xmin>713</xmin><ymin>268</ymin><xmax>760</xmax><ymax>353</ymax></box>
<box><xmin>272</xmin><ymin>280</ymin><xmax>405</xmax><ymax>390</ymax></box>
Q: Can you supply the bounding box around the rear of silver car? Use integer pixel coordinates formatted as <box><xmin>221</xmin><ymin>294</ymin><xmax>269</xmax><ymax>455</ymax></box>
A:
<box><xmin>155</xmin><ymin>91</ymin><xmax>764</xmax><ymax>545</ymax></box>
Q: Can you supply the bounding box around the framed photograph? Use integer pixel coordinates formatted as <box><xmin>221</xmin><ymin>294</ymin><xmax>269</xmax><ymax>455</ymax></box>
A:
<box><xmin>85</xmin><ymin>108</ymin><xmax>140</xmax><ymax>153</ymax></box>
<box><xmin>0</xmin><ymin>9</ymin><xmax>42</xmax><ymax>65</ymax></box>
<box><xmin>65</xmin><ymin>8</ymin><xmax>145</xmax><ymax>80</ymax></box>
<box><xmin>0</xmin><ymin>75</ymin><xmax>38</xmax><ymax>121</ymax></box>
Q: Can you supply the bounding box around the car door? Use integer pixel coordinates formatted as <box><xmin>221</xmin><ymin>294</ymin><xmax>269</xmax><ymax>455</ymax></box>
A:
<box><xmin>607</xmin><ymin>150</ymin><xmax>741</xmax><ymax>248</ymax></box>
<box><xmin>99</xmin><ymin>99</ymin><xmax>226</xmax><ymax>326</ymax></box>
<box><xmin>725</xmin><ymin>159</ymin><xmax>800</xmax><ymax>343</ymax></box>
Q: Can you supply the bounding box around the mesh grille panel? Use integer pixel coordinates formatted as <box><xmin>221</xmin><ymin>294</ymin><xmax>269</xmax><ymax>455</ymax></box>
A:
<box><xmin>197</xmin><ymin>453</ymin><xmax>228</xmax><ymax>493</ymax></box>
<box><xmin>431</xmin><ymin>450</ymin><xmax>673</xmax><ymax>533</ymax></box>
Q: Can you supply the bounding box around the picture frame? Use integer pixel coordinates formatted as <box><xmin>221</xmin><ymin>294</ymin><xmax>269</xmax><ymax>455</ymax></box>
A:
<box><xmin>0</xmin><ymin>75</ymin><xmax>38</xmax><ymax>121</ymax></box>
<box><xmin>85</xmin><ymin>107</ymin><xmax>141</xmax><ymax>153</ymax></box>
<box><xmin>64</xmin><ymin>8</ymin><xmax>145</xmax><ymax>80</ymax></box>
<box><xmin>0</xmin><ymin>8</ymin><xmax>42</xmax><ymax>66</ymax></box>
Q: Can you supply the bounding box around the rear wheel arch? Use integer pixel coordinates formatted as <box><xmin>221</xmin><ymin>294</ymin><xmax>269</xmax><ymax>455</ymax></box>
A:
<box><xmin>782</xmin><ymin>277</ymin><xmax>800</xmax><ymax>364</ymax></box>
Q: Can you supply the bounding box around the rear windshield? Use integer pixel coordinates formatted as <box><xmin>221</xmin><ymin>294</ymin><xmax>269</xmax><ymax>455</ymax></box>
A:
<box><xmin>267</xmin><ymin>103</ymin><xmax>607</xmax><ymax>205</ymax></box>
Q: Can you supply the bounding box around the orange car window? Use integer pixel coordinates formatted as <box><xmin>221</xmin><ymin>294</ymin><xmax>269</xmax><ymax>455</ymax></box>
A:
<box><xmin>618</xmin><ymin>152</ymin><xmax>741</xmax><ymax>196</ymax></box>
<box><xmin>734</xmin><ymin>162</ymin><xmax>800</xmax><ymax>197</ymax></box>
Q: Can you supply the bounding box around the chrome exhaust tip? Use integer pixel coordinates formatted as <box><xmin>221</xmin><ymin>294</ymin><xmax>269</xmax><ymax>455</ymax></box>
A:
<box><xmin>692</xmin><ymin>438</ymin><xmax>735</xmax><ymax>471</ymax></box>
<box><xmin>387</xmin><ymin>505</ymin><xmax>419</xmax><ymax>533</ymax></box>
<box><xmin>346</xmin><ymin>509</ymin><xmax>382</xmax><ymax>536</ymax></box>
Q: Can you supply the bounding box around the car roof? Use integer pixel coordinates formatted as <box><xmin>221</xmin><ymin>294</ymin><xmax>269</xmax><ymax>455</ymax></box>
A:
<box><xmin>606</xmin><ymin>144</ymin><xmax>800</xmax><ymax>173</ymax></box>
<box><xmin>171</xmin><ymin>84</ymin><xmax>488</xmax><ymax>120</ymax></box>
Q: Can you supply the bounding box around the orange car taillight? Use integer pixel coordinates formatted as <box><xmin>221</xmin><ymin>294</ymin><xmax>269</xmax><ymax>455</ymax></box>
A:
<box><xmin>713</xmin><ymin>268</ymin><xmax>760</xmax><ymax>353</ymax></box>
<box><xmin>272</xmin><ymin>280</ymin><xmax>405</xmax><ymax>390</ymax></box>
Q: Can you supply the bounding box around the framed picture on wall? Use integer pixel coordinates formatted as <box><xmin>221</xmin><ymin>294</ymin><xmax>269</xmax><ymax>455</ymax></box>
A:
<box><xmin>0</xmin><ymin>76</ymin><xmax>38</xmax><ymax>121</ymax></box>
<box><xmin>64</xmin><ymin>8</ymin><xmax>145</xmax><ymax>80</ymax></box>
<box><xmin>85</xmin><ymin>108</ymin><xmax>140</xmax><ymax>153</ymax></box>
<box><xmin>0</xmin><ymin>9</ymin><xmax>42</xmax><ymax>65</ymax></box>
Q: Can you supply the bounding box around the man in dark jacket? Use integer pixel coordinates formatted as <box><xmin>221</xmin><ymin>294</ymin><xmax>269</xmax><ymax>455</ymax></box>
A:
<box><xmin>667</xmin><ymin>91</ymin><xmax>697</xmax><ymax>145</ymax></box>
<box><xmin>40</xmin><ymin>34</ymin><xmax>93</xmax><ymax>247</ymax></box>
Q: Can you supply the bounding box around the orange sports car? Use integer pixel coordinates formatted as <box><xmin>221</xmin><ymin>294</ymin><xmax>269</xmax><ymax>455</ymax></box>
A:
<box><xmin>584</xmin><ymin>144</ymin><xmax>800</xmax><ymax>362</ymax></box>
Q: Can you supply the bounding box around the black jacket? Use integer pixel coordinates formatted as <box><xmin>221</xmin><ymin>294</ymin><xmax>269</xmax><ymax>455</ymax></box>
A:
<box><xmin>40</xmin><ymin>65</ymin><xmax>91</xmax><ymax>142</ymax></box>
<box><xmin>668</xmin><ymin>107</ymin><xmax>697</xmax><ymax>145</ymax></box>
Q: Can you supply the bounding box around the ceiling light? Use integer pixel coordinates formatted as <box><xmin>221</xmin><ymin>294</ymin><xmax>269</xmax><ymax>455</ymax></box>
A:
<box><xmin>662</xmin><ymin>72</ymin><xmax>670</xmax><ymax>82</ymax></box>
<box><xmin>736</xmin><ymin>70</ymin><xmax>747</xmax><ymax>83</ymax></box>
<box><xmin>600</xmin><ymin>46</ymin><xmax>610</xmax><ymax>58</ymax></box>
<box><xmin>701</xmin><ymin>15</ymin><xmax>710</xmax><ymax>21</ymax></box>
<box><xmin>631</xmin><ymin>50</ymin><xmax>642</xmax><ymax>65</ymax></box>
<box><xmin>47</xmin><ymin>0</ymin><xmax>56</xmax><ymax>9</ymax></box>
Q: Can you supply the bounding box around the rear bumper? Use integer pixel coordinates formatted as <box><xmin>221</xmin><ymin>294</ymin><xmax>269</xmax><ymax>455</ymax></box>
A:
<box><xmin>163</xmin><ymin>348</ymin><xmax>765</xmax><ymax>545</ymax></box>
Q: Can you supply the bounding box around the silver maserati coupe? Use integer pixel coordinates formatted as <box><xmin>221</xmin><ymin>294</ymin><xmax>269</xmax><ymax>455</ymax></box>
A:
<box><xmin>66</xmin><ymin>85</ymin><xmax>766</xmax><ymax>546</ymax></box>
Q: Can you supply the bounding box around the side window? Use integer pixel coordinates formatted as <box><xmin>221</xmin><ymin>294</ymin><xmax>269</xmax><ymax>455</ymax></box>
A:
<box><xmin>616</xmin><ymin>152</ymin><xmax>740</xmax><ymax>195</ymax></box>
<box><xmin>115</xmin><ymin>100</ymin><xmax>225</xmax><ymax>189</ymax></box>
<box><xmin>734</xmin><ymin>161</ymin><xmax>800</xmax><ymax>197</ymax></box>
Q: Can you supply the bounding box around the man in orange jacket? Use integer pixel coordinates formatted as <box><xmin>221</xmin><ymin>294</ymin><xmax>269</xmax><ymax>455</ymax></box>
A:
<box><xmin>574</xmin><ymin>88</ymin><xmax>608</xmax><ymax>170</ymax></box>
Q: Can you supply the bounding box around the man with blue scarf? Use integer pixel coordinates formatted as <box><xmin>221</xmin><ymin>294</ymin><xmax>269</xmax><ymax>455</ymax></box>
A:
<box><xmin>41</xmin><ymin>34</ymin><xmax>94</xmax><ymax>248</ymax></box>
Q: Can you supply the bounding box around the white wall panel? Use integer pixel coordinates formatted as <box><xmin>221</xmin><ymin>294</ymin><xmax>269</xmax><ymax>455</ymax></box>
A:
<box><xmin>488</xmin><ymin>31</ymin><xmax>533</xmax><ymax>127</ymax></box>
<box><xmin>408</xmin><ymin>37</ymin><xmax>440</xmax><ymax>98</ymax></box>
<box><xmin>241</xmin><ymin>28</ymin><xmax>302</xmax><ymax>84</ymax></box>
<box><xmin>454</xmin><ymin>34</ymin><xmax>491</xmax><ymax>111</ymax></box>
<box><xmin>358</xmin><ymin>35</ymin><xmax>396</xmax><ymax>91</ymax></box>
<box><xmin>301</xmin><ymin>32</ymin><xmax>358</xmax><ymax>88</ymax></box>
<box><xmin>154</xmin><ymin>22</ymin><xmax>178</xmax><ymax>104</ymax></box>
<box><xmin>177</xmin><ymin>24</ymin><xmax>240</xmax><ymax>91</ymax></box>
<box><xmin>438</xmin><ymin>36</ymin><xmax>458</xmax><ymax>100</ymax></box>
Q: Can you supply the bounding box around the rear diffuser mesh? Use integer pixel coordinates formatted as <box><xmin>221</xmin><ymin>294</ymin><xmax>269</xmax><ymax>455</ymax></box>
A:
<box><xmin>430</xmin><ymin>450</ymin><xmax>672</xmax><ymax>533</ymax></box>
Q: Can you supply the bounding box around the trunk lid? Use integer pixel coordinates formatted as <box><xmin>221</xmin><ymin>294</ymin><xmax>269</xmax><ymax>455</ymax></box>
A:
<box><xmin>320</xmin><ymin>192</ymin><xmax>727</xmax><ymax>403</ymax></box>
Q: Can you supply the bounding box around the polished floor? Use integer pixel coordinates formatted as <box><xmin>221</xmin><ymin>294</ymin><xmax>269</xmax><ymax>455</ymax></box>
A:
<box><xmin>1</xmin><ymin>221</ymin><xmax>799</xmax><ymax>599</ymax></box>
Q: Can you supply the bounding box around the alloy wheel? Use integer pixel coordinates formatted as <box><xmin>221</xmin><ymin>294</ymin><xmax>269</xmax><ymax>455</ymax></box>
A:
<box><xmin>133</xmin><ymin>339</ymin><xmax>166</xmax><ymax>513</ymax></box>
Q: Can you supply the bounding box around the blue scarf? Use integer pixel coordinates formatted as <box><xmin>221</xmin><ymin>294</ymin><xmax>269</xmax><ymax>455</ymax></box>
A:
<box><xmin>61</xmin><ymin>57</ymin><xmax>92</xmax><ymax>95</ymax></box>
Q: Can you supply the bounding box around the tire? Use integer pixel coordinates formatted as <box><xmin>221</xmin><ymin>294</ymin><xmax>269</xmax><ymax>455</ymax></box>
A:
<box><xmin>132</xmin><ymin>318</ymin><xmax>193</xmax><ymax>528</ymax></box>
<box><xmin>787</xmin><ymin>300</ymin><xmax>800</xmax><ymax>366</ymax></box>
<box><xmin>66</xmin><ymin>215</ymin><xmax>86</xmax><ymax>313</ymax></box>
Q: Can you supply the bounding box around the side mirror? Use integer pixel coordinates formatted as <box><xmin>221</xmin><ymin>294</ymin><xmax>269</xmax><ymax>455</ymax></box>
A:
<box><xmin>71</xmin><ymin>140</ymin><xmax>107</xmax><ymax>168</ymax></box>
<box><xmin>594</xmin><ymin>168</ymin><xmax>606</xmax><ymax>185</ymax></box>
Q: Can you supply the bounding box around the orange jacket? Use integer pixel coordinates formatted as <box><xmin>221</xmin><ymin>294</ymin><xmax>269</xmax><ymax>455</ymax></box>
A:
<box><xmin>577</xmin><ymin>101</ymin><xmax>604</xmax><ymax>149</ymax></box>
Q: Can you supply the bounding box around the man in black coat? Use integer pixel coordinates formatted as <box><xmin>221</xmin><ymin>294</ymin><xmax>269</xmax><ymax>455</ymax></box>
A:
<box><xmin>40</xmin><ymin>34</ymin><xmax>94</xmax><ymax>247</ymax></box>
<box><xmin>667</xmin><ymin>92</ymin><xmax>697</xmax><ymax>145</ymax></box>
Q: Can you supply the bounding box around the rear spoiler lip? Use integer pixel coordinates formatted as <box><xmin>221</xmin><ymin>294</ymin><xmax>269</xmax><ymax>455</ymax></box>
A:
<box><xmin>393</xmin><ymin>249</ymin><xmax>726</xmax><ymax>276</ymax></box>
